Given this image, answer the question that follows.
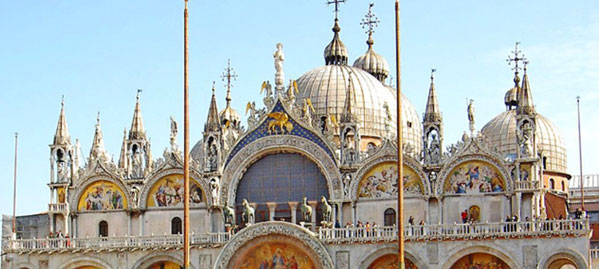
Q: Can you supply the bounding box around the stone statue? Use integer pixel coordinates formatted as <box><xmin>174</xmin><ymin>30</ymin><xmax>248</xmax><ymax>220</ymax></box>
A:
<box><xmin>299</xmin><ymin>197</ymin><xmax>313</xmax><ymax>223</ymax></box>
<box><xmin>273</xmin><ymin>43</ymin><xmax>285</xmax><ymax>91</ymax></box>
<box><xmin>342</xmin><ymin>173</ymin><xmax>352</xmax><ymax>197</ymax></box>
<box><xmin>130</xmin><ymin>185</ymin><xmax>140</xmax><ymax>208</ymax></box>
<box><xmin>517</xmin><ymin>121</ymin><xmax>533</xmax><ymax>157</ymax></box>
<box><xmin>223</xmin><ymin>201</ymin><xmax>236</xmax><ymax>227</ymax></box>
<box><xmin>383</xmin><ymin>102</ymin><xmax>393</xmax><ymax>139</ymax></box>
<box><xmin>467</xmin><ymin>99</ymin><xmax>475</xmax><ymax>133</ymax></box>
<box><xmin>169</xmin><ymin>116</ymin><xmax>178</xmax><ymax>152</ymax></box>
<box><xmin>320</xmin><ymin>196</ymin><xmax>332</xmax><ymax>227</ymax></box>
<box><xmin>131</xmin><ymin>149</ymin><xmax>144</xmax><ymax>178</ymax></box>
<box><xmin>206</xmin><ymin>143</ymin><xmax>218</xmax><ymax>171</ymax></box>
<box><xmin>241</xmin><ymin>199</ymin><xmax>255</xmax><ymax>225</ymax></box>
<box><xmin>428</xmin><ymin>133</ymin><xmax>441</xmax><ymax>163</ymax></box>
<box><xmin>56</xmin><ymin>161</ymin><xmax>69</xmax><ymax>182</ymax></box>
<box><xmin>209</xmin><ymin>178</ymin><xmax>220</xmax><ymax>206</ymax></box>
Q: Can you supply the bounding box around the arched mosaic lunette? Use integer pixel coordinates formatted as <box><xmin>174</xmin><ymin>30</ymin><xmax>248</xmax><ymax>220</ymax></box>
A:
<box><xmin>350</xmin><ymin>154</ymin><xmax>429</xmax><ymax>201</ymax></box>
<box><xmin>435</xmin><ymin>155</ymin><xmax>512</xmax><ymax>196</ymax></box>
<box><xmin>69</xmin><ymin>175</ymin><xmax>132</xmax><ymax>213</ymax></box>
<box><xmin>225</xmin><ymin>100</ymin><xmax>336</xmax><ymax>166</ymax></box>
<box><xmin>214</xmin><ymin>221</ymin><xmax>334</xmax><ymax>269</ymax></box>
<box><xmin>221</xmin><ymin>135</ymin><xmax>342</xmax><ymax>205</ymax></box>
<box><xmin>139</xmin><ymin>168</ymin><xmax>212</xmax><ymax>209</ymax></box>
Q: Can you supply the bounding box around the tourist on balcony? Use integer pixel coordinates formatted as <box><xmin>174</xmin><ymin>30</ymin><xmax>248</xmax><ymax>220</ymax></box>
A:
<box><xmin>504</xmin><ymin>215</ymin><xmax>512</xmax><ymax>232</ymax></box>
<box><xmin>365</xmin><ymin>222</ymin><xmax>371</xmax><ymax>237</ymax></box>
<box><xmin>512</xmin><ymin>215</ymin><xmax>519</xmax><ymax>232</ymax></box>
<box><xmin>419</xmin><ymin>220</ymin><xmax>425</xmax><ymax>235</ymax></box>
<box><xmin>461</xmin><ymin>210</ymin><xmax>468</xmax><ymax>223</ymax></box>
<box><xmin>524</xmin><ymin>217</ymin><xmax>531</xmax><ymax>232</ymax></box>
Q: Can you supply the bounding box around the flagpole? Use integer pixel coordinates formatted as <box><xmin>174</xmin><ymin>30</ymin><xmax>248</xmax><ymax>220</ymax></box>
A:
<box><xmin>12</xmin><ymin>132</ymin><xmax>18</xmax><ymax>239</ymax></box>
<box><xmin>183</xmin><ymin>0</ymin><xmax>191</xmax><ymax>267</ymax></box>
<box><xmin>577</xmin><ymin>96</ymin><xmax>584</xmax><ymax>211</ymax></box>
<box><xmin>394</xmin><ymin>1</ymin><xmax>405</xmax><ymax>268</ymax></box>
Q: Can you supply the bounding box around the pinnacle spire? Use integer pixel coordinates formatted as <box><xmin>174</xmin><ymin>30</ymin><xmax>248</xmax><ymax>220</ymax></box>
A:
<box><xmin>53</xmin><ymin>96</ymin><xmax>71</xmax><ymax>145</ymax></box>
<box><xmin>342</xmin><ymin>73</ymin><xmax>356</xmax><ymax>123</ymax></box>
<box><xmin>424</xmin><ymin>69</ymin><xmax>442</xmax><ymax>122</ymax></box>
<box><xmin>518</xmin><ymin>61</ymin><xmax>535</xmax><ymax>115</ymax></box>
<box><xmin>89</xmin><ymin>112</ymin><xmax>108</xmax><ymax>161</ymax></box>
<box><xmin>205</xmin><ymin>82</ymin><xmax>220</xmax><ymax>132</ymax></box>
<box><xmin>324</xmin><ymin>0</ymin><xmax>348</xmax><ymax>66</ymax></box>
<box><xmin>118</xmin><ymin>128</ymin><xmax>128</xmax><ymax>169</ymax></box>
<box><xmin>129</xmin><ymin>89</ymin><xmax>146</xmax><ymax>140</ymax></box>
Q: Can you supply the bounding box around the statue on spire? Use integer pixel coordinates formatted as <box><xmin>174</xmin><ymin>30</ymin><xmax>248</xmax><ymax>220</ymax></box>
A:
<box><xmin>273</xmin><ymin>43</ymin><xmax>285</xmax><ymax>92</ymax></box>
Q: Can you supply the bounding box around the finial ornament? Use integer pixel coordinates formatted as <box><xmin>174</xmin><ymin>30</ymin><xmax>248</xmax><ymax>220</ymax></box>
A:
<box><xmin>221</xmin><ymin>59</ymin><xmax>238</xmax><ymax>90</ymax></box>
<box><xmin>326</xmin><ymin>0</ymin><xmax>346</xmax><ymax>20</ymax></box>
<box><xmin>360</xmin><ymin>3</ymin><xmax>379</xmax><ymax>43</ymax></box>
<box><xmin>507</xmin><ymin>42</ymin><xmax>527</xmax><ymax>82</ymax></box>
<box><xmin>212</xmin><ymin>81</ymin><xmax>216</xmax><ymax>94</ymax></box>
<box><xmin>136</xmin><ymin>89</ymin><xmax>142</xmax><ymax>100</ymax></box>
<box><xmin>61</xmin><ymin>95</ymin><xmax>65</xmax><ymax>107</ymax></box>
<box><xmin>96</xmin><ymin>112</ymin><xmax>100</xmax><ymax>125</ymax></box>
<box><xmin>431</xmin><ymin>68</ymin><xmax>437</xmax><ymax>81</ymax></box>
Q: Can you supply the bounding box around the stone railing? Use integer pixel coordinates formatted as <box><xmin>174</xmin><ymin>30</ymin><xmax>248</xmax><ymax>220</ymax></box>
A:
<box><xmin>48</xmin><ymin>203</ymin><xmax>68</xmax><ymax>213</ymax></box>
<box><xmin>1</xmin><ymin>232</ymin><xmax>231</xmax><ymax>254</ymax></box>
<box><xmin>514</xmin><ymin>180</ymin><xmax>539</xmax><ymax>191</ymax></box>
<box><xmin>318</xmin><ymin>219</ymin><xmax>589</xmax><ymax>244</ymax></box>
<box><xmin>591</xmin><ymin>248</ymin><xmax>599</xmax><ymax>259</ymax></box>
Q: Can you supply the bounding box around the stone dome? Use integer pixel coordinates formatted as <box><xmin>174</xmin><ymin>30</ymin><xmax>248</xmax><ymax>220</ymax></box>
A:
<box><xmin>295</xmin><ymin>64</ymin><xmax>423</xmax><ymax>154</ymax></box>
<box><xmin>481</xmin><ymin>110</ymin><xmax>567</xmax><ymax>173</ymax></box>
<box><xmin>219</xmin><ymin>106</ymin><xmax>240</xmax><ymax>127</ymax></box>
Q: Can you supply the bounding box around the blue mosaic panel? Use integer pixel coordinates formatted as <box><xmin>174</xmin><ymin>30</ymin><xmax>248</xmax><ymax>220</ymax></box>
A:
<box><xmin>225</xmin><ymin>101</ymin><xmax>335</xmax><ymax>166</ymax></box>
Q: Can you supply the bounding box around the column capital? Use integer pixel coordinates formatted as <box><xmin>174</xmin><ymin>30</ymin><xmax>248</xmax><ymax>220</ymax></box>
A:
<box><xmin>266</xmin><ymin>202</ymin><xmax>278</xmax><ymax>209</ymax></box>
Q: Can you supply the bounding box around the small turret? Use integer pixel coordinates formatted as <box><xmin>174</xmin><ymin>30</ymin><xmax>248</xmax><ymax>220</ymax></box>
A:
<box><xmin>203</xmin><ymin>83</ymin><xmax>223</xmax><ymax>173</ymax></box>
<box><xmin>89</xmin><ymin>112</ymin><xmax>109</xmax><ymax>162</ymax></box>
<box><xmin>340</xmin><ymin>74</ymin><xmax>361</xmax><ymax>166</ymax></box>
<box><xmin>124</xmin><ymin>90</ymin><xmax>151</xmax><ymax>179</ymax></box>
<box><xmin>49</xmin><ymin>97</ymin><xmax>74</xmax><ymax>184</ymax></box>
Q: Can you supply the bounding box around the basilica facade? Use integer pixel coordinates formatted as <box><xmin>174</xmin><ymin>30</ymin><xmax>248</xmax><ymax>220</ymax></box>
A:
<box><xmin>1</xmin><ymin>4</ymin><xmax>591</xmax><ymax>269</ymax></box>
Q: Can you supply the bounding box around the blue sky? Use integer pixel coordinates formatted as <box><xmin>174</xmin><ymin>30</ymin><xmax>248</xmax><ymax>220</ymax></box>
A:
<box><xmin>0</xmin><ymin>1</ymin><xmax>597</xmax><ymax>216</ymax></box>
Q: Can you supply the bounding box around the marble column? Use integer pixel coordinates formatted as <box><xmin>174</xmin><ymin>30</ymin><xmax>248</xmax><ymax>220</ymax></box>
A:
<box><xmin>288</xmin><ymin>202</ymin><xmax>298</xmax><ymax>224</ymax></box>
<box><xmin>308</xmin><ymin>201</ymin><xmax>318</xmax><ymax>230</ymax></box>
<box><xmin>64</xmin><ymin>214</ymin><xmax>70</xmax><ymax>236</ymax></box>
<box><xmin>336</xmin><ymin>202</ymin><xmax>343</xmax><ymax>225</ymax></box>
<box><xmin>72</xmin><ymin>216</ymin><xmax>77</xmax><ymax>238</ymax></box>
<box><xmin>266</xmin><ymin>202</ymin><xmax>278</xmax><ymax>221</ymax></box>
<box><xmin>127</xmin><ymin>212</ymin><xmax>132</xmax><ymax>236</ymax></box>
<box><xmin>138</xmin><ymin>212</ymin><xmax>144</xmax><ymax>236</ymax></box>
<box><xmin>351</xmin><ymin>202</ymin><xmax>356</xmax><ymax>225</ymax></box>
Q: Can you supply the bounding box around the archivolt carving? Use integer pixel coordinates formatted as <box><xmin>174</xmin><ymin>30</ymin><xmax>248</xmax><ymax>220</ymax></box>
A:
<box><xmin>138</xmin><ymin>168</ymin><xmax>212</xmax><ymax>209</ymax></box>
<box><xmin>350</xmin><ymin>154</ymin><xmax>430</xmax><ymax>201</ymax></box>
<box><xmin>132</xmin><ymin>252</ymin><xmax>192</xmax><ymax>269</ymax></box>
<box><xmin>69</xmin><ymin>175</ymin><xmax>132</xmax><ymax>212</ymax></box>
<box><xmin>214</xmin><ymin>222</ymin><xmax>334</xmax><ymax>269</ymax></box>
<box><xmin>221</xmin><ymin>135</ymin><xmax>341</xmax><ymax>205</ymax></box>
<box><xmin>358</xmin><ymin>246</ymin><xmax>427</xmax><ymax>269</ymax></box>
<box><xmin>538</xmin><ymin>248</ymin><xmax>588</xmax><ymax>269</ymax></box>
<box><xmin>59</xmin><ymin>256</ymin><xmax>112</xmax><ymax>269</ymax></box>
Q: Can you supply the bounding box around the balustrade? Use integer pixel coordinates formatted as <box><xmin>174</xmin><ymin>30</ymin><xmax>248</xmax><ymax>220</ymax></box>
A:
<box><xmin>318</xmin><ymin>219</ymin><xmax>589</xmax><ymax>243</ymax></box>
<box><xmin>48</xmin><ymin>203</ymin><xmax>68</xmax><ymax>213</ymax></box>
<box><xmin>514</xmin><ymin>180</ymin><xmax>539</xmax><ymax>191</ymax></box>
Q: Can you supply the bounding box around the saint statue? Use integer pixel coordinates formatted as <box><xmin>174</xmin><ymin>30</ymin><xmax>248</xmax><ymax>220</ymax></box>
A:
<box><xmin>209</xmin><ymin>178</ymin><xmax>219</xmax><ymax>206</ymax></box>
<box><xmin>467</xmin><ymin>99</ymin><xmax>475</xmax><ymax>133</ymax></box>
<box><xmin>273</xmin><ymin>43</ymin><xmax>285</xmax><ymax>90</ymax></box>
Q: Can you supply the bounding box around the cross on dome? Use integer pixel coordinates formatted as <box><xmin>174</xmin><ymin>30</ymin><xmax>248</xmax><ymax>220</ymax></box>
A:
<box><xmin>507</xmin><ymin>42</ymin><xmax>527</xmax><ymax>74</ymax></box>
<box><xmin>360</xmin><ymin>3</ymin><xmax>379</xmax><ymax>38</ymax></box>
<box><xmin>326</xmin><ymin>0</ymin><xmax>346</xmax><ymax>20</ymax></box>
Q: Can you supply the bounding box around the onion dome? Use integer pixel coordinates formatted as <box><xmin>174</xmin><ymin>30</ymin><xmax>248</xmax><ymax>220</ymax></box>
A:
<box><xmin>296</xmin><ymin>65</ymin><xmax>423</xmax><ymax>154</ymax></box>
<box><xmin>504</xmin><ymin>87</ymin><xmax>518</xmax><ymax>110</ymax></box>
<box><xmin>481</xmin><ymin>110</ymin><xmax>567</xmax><ymax>173</ymax></box>
<box><xmin>324</xmin><ymin>19</ymin><xmax>348</xmax><ymax>65</ymax></box>
<box><xmin>353</xmin><ymin>37</ymin><xmax>389</xmax><ymax>82</ymax></box>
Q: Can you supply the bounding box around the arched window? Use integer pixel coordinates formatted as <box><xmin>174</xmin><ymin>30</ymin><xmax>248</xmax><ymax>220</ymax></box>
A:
<box><xmin>99</xmin><ymin>221</ymin><xmax>108</xmax><ymax>237</ymax></box>
<box><xmin>561</xmin><ymin>181</ymin><xmax>566</xmax><ymax>192</ymax></box>
<box><xmin>384</xmin><ymin>208</ymin><xmax>396</xmax><ymax>226</ymax></box>
<box><xmin>236</xmin><ymin>153</ymin><xmax>329</xmax><ymax>226</ymax></box>
<box><xmin>171</xmin><ymin>217</ymin><xmax>182</xmax><ymax>235</ymax></box>
<box><xmin>549</xmin><ymin>178</ymin><xmax>555</xmax><ymax>190</ymax></box>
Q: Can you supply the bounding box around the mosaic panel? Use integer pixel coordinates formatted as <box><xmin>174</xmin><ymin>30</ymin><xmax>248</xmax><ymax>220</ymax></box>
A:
<box><xmin>77</xmin><ymin>180</ymin><xmax>127</xmax><ymax>211</ymax></box>
<box><xmin>443</xmin><ymin>161</ymin><xmax>506</xmax><ymax>194</ymax></box>
<box><xmin>147</xmin><ymin>174</ymin><xmax>204</xmax><ymax>207</ymax></box>
<box><xmin>358</xmin><ymin>162</ymin><xmax>424</xmax><ymax>198</ymax></box>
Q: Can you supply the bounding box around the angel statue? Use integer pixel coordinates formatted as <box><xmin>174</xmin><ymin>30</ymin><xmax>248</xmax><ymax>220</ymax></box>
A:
<box><xmin>302</xmin><ymin>98</ymin><xmax>315</xmax><ymax>126</ymax></box>
<box><xmin>383</xmin><ymin>102</ymin><xmax>393</xmax><ymax>138</ymax></box>
<box><xmin>245</xmin><ymin>101</ymin><xmax>258</xmax><ymax>128</ymax></box>
<box><xmin>286</xmin><ymin>79</ymin><xmax>298</xmax><ymax>106</ymax></box>
<box><xmin>260</xmin><ymin>80</ymin><xmax>273</xmax><ymax>107</ymax></box>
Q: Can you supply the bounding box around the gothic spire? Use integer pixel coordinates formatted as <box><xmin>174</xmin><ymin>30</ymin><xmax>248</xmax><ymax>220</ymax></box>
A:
<box><xmin>53</xmin><ymin>96</ymin><xmax>71</xmax><ymax>145</ymax></box>
<box><xmin>118</xmin><ymin>128</ymin><xmax>128</xmax><ymax>169</ymax></box>
<box><xmin>518</xmin><ymin>61</ymin><xmax>535</xmax><ymax>115</ymax></box>
<box><xmin>424</xmin><ymin>69</ymin><xmax>442</xmax><ymax>123</ymax></box>
<box><xmin>129</xmin><ymin>89</ymin><xmax>146</xmax><ymax>140</ymax></box>
<box><xmin>205</xmin><ymin>82</ymin><xmax>220</xmax><ymax>132</ymax></box>
<box><xmin>89</xmin><ymin>112</ymin><xmax>108</xmax><ymax>161</ymax></box>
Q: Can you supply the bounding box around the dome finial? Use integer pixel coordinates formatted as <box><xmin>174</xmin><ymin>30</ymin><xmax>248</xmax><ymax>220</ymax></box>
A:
<box><xmin>221</xmin><ymin>59</ymin><xmax>238</xmax><ymax>108</ymax></box>
<box><xmin>507</xmin><ymin>42</ymin><xmax>527</xmax><ymax>87</ymax></box>
<box><xmin>324</xmin><ymin>0</ymin><xmax>348</xmax><ymax>65</ymax></box>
